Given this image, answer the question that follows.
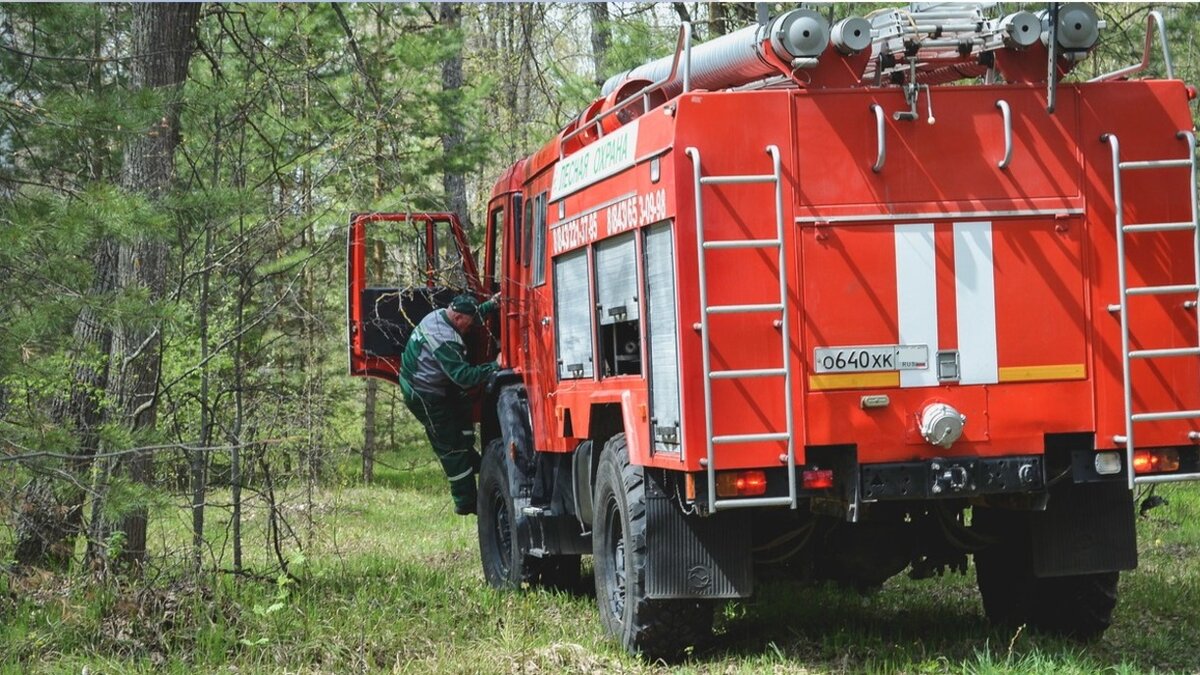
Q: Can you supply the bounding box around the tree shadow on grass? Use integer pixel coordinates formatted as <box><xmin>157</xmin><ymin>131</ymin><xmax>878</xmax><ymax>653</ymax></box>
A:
<box><xmin>695</xmin><ymin>578</ymin><xmax>1133</xmax><ymax>672</ymax></box>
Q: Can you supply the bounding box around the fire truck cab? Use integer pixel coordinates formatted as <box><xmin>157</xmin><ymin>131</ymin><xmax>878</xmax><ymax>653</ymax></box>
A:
<box><xmin>349</xmin><ymin>3</ymin><xmax>1200</xmax><ymax>659</ymax></box>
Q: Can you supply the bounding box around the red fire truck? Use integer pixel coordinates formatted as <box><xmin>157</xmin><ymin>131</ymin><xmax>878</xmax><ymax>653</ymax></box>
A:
<box><xmin>348</xmin><ymin>4</ymin><xmax>1200</xmax><ymax>659</ymax></box>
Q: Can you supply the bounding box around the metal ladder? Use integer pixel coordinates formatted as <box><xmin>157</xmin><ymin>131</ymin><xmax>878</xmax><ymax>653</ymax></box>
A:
<box><xmin>684</xmin><ymin>145</ymin><xmax>796</xmax><ymax>511</ymax></box>
<box><xmin>1102</xmin><ymin>130</ymin><xmax>1200</xmax><ymax>489</ymax></box>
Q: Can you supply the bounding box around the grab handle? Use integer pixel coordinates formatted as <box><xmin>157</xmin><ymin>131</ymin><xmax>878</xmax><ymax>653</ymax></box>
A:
<box><xmin>996</xmin><ymin>100</ymin><xmax>1012</xmax><ymax>170</ymax></box>
<box><xmin>871</xmin><ymin>104</ymin><xmax>886</xmax><ymax>173</ymax></box>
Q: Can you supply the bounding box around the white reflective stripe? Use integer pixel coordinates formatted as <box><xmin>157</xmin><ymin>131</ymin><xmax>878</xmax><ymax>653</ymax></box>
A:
<box><xmin>447</xmin><ymin>468</ymin><xmax>473</xmax><ymax>482</ymax></box>
<box><xmin>894</xmin><ymin>223</ymin><xmax>940</xmax><ymax>388</ymax></box>
<box><xmin>954</xmin><ymin>221</ymin><xmax>998</xmax><ymax>385</ymax></box>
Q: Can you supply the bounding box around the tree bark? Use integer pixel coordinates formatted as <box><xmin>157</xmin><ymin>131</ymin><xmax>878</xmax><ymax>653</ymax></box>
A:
<box><xmin>193</xmin><ymin>212</ymin><xmax>213</xmax><ymax>573</ymax></box>
<box><xmin>589</xmin><ymin>3</ymin><xmax>611</xmax><ymax>86</ymax></box>
<box><xmin>672</xmin><ymin>3</ymin><xmax>691</xmax><ymax>28</ymax></box>
<box><xmin>440</xmin><ymin>3</ymin><xmax>471</xmax><ymax>231</ymax></box>
<box><xmin>362</xmin><ymin>6</ymin><xmax>386</xmax><ymax>485</ymax></box>
<box><xmin>13</xmin><ymin>238</ymin><xmax>117</xmax><ymax>571</ymax></box>
<box><xmin>12</xmin><ymin>8</ymin><xmax>118</xmax><ymax>573</ymax></box>
<box><xmin>709</xmin><ymin>3</ymin><xmax>757</xmax><ymax>37</ymax></box>
<box><xmin>101</xmin><ymin>2</ymin><xmax>201</xmax><ymax>571</ymax></box>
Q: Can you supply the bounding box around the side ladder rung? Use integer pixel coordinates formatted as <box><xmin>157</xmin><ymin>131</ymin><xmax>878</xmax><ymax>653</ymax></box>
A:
<box><xmin>1135</xmin><ymin>473</ymin><xmax>1200</xmax><ymax>486</ymax></box>
<box><xmin>1130</xmin><ymin>347</ymin><xmax>1200</xmax><ymax>359</ymax></box>
<box><xmin>710</xmin><ymin>368</ymin><xmax>786</xmax><ymax>380</ymax></box>
<box><xmin>712</xmin><ymin>496</ymin><xmax>794</xmax><ymax>509</ymax></box>
<box><xmin>713</xmin><ymin>432</ymin><xmax>790</xmax><ymax>445</ymax></box>
<box><xmin>1119</xmin><ymin>158</ymin><xmax>1193</xmax><ymax>170</ymax></box>
<box><xmin>1131</xmin><ymin>410</ymin><xmax>1200</xmax><ymax>423</ymax></box>
<box><xmin>700</xmin><ymin>174</ymin><xmax>777</xmax><ymax>185</ymax></box>
<box><xmin>703</xmin><ymin>238</ymin><xmax>781</xmax><ymax>250</ymax></box>
<box><xmin>1127</xmin><ymin>284</ymin><xmax>1199</xmax><ymax>297</ymax></box>
<box><xmin>1124</xmin><ymin>221</ymin><xmax>1197</xmax><ymax>233</ymax></box>
<box><xmin>706</xmin><ymin>303</ymin><xmax>783</xmax><ymax>315</ymax></box>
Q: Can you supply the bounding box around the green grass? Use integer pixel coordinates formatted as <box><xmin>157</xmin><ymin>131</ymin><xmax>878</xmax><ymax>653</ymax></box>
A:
<box><xmin>4</xmin><ymin>447</ymin><xmax>1200</xmax><ymax>673</ymax></box>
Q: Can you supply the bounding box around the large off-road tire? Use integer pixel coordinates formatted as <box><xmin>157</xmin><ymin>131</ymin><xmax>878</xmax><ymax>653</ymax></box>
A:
<box><xmin>593</xmin><ymin>434</ymin><xmax>712</xmax><ymax>661</ymax></box>
<box><xmin>1028</xmin><ymin>571</ymin><xmax>1119</xmax><ymax>639</ymax></box>
<box><xmin>973</xmin><ymin>507</ymin><xmax>1036</xmax><ymax>628</ymax></box>
<box><xmin>478</xmin><ymin>438</ymin><xmax>580</xmax><ymax>591</ymax></box>
<box><xmin>973</xmin><ymin>507</ymin><xmax>1118</xmax><ymax>640</ymax></box>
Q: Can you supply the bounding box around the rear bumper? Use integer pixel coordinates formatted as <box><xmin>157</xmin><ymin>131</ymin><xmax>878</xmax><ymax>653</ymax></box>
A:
<box><xmin>861</xmin><ymin>455</ymin><xmax>1045</xmax><ymax>501</ymax></box>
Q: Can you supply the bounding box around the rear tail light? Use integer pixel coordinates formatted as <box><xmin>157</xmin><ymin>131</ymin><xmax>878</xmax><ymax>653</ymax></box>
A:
<box><xmin>716</xmin><ymin>470</ymin><xmax>767</xmax><ymax>497</ymax></box>
<box><xmin>802</xmin><ymin>468</ymin><xmax>834</xmax><ymax>490</ymax></box>
<box><xmin>1132</xmin><ymin>448</ymin><xmax>1181</xmax><ymax>474</ymax></box>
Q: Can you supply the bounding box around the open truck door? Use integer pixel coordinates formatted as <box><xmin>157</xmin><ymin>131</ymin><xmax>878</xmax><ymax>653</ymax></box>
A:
<box><xmin>347</xmin><ymin>212</ymin><xmax>486</xmax><ymax>383</ymax></box>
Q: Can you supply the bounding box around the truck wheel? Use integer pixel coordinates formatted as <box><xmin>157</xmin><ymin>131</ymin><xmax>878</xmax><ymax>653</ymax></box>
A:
<box><xmin>973</xmin><ymin>507</ymin><xmax>1035</xmax><ymax>628</ymax></box>
<box><xmin>478</xmin><ymin>438</ymin><xmax>521</xmax><ymax>588</ymax></box>
<box><xmin>478</xmin><ymin>438</ymin><xmax>581</xmax><ymax>591</ymax></box>
<box><xmin>974</xmin><ymin>507</ymin><xmax>1118</xmax><ymax>640</ymax></box>
<box><xmin>1028</xmin><ymin>571</ymin><xmax>1119</xmax><ymax>640</ymax></box>
<box><xmin>593</xmin><ymin>434</ymin><xmax>712</xmax><ymax>660</ymax></box>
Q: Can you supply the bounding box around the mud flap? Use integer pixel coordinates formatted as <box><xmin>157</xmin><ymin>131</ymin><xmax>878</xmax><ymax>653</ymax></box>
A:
<box><xmin>644</xmin><ymin>470</ymin><xmax>753</xmax><ymax>599</ymax></box>
<box><xmin>1031</xmin><ymin>480</ymin><xmax>1137</xmax><ymax>577</ymax></box>
<box><xmin>496</xmin><ymin>382</ymin><xmax>588</xmax><ymax>557</ymax></box>
<box><xmin>495</xmin><ymin>384</ymin><xmax>536</xmax><ymax>489</ymax></box>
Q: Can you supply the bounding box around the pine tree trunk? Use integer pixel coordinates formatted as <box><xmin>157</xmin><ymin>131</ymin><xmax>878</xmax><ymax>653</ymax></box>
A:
<box><xmin>12</xmin><ymin>10</ymin><xmax>119</xmax><ymax>572</ymax></box>
<box><xmin>440</xmin><ymin>3</ymin><xmax>471</xmax><ymax>231</ymax></box>
<box><xmin>193</xmin><ymin>218</ymin><xmax>212</xmax><ymax>573</ymax></box>
<box><xmin>99</xmin><ymin>2</ymin><xmax>201</xmax><ymax>571</ymax></box>
<box><xmin>589</xmin><ymin>3</ymin><xmax>611</xmax><ymax>86</ymax></box>
<box><xmin>363</xmin><ymin>380</ymin><xmax>377</xmax><ymax>482</ymax></box>
<box><xmin>231</xmin><ymin>210</ymin><xmax>248</xmax><ymax>575</ymax></box>
<box><xmin>362</xmin><ymin>7</ymin><xmax>384</xmax><ymax>485</ymax></box>
<box><xmin>13</xmin><ymin>238</ymin><xmax>117</xmax><ymax>571</ymax></box>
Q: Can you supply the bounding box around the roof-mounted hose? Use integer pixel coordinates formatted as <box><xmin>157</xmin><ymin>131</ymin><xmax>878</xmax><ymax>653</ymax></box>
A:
<box><xmin>600</xmin><ymin>8</ymin><xmax>835</xmax><ymax>99</ymax></box>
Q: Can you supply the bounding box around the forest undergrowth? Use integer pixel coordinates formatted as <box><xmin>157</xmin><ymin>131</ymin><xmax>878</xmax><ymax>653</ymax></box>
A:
<box><xmin>4</xmin><ymin>440</ymin><xmax>1199</xmax><ymax>674</ymax></box>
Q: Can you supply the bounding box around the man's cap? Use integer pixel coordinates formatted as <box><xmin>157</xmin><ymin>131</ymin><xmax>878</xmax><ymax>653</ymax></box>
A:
<box><xmin>449</xmin><ymin>294</ymin><xmax>479</xmax><ymax>316</ymax></box>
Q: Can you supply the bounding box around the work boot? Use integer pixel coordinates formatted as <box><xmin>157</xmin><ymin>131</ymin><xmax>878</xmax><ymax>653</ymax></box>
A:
<box><xmin>450</xmin><ymin>473</ymin><xmax>478</xmax><ymax>517</ymax></box>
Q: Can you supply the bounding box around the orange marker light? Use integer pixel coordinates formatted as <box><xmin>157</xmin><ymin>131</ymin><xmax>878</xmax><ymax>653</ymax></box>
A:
<box><xmin>1158</xmin><ymin>448</ymin><xmax>1181</xmax><ymax>472</ymax></box>
<box><xmin>1133</xmin><ymin>449</ymin><xmax>1181</xmax><ymax>474</ymax></box>
<box><xmin>1132</xmin><ymin>450</ymin><xmax>1153</xmax><ymax>473</ymax></box>
<box><xmin>716</xmin><ymin>470</ymin><xmax>768</xmax><ymax>497</ymax></box>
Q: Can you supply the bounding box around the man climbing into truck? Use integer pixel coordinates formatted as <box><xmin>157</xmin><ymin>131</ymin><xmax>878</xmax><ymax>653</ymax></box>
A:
<box><xmin>399</xmin><ymin>294</ymin><xmax>498</xmax><ymax>515</ymax></box>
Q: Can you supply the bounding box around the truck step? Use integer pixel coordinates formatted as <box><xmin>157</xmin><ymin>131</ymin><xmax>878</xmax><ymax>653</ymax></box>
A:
<box><xmin>1135</xmin><ymin>472</ymin><xmax>1200</xmax><ymax>485</ymax></box>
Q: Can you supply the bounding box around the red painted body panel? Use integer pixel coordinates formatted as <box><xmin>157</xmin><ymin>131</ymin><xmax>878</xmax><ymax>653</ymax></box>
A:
<box><xmin>1078</xmin><ymin>81</ymin><xmax>1199</xmax><ymax>449</ymax></box>
<box><xmin>502</xmin><ymin>77</ymin><xmax>1199</xmax><ymax>475</ymax></box>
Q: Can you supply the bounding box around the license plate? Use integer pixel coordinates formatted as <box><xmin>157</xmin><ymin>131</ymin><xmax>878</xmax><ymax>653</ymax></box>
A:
<box><xmin>813</xmin><ymin>345</ymin><xmax>929</xmax><ymax>373</ymax></box>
